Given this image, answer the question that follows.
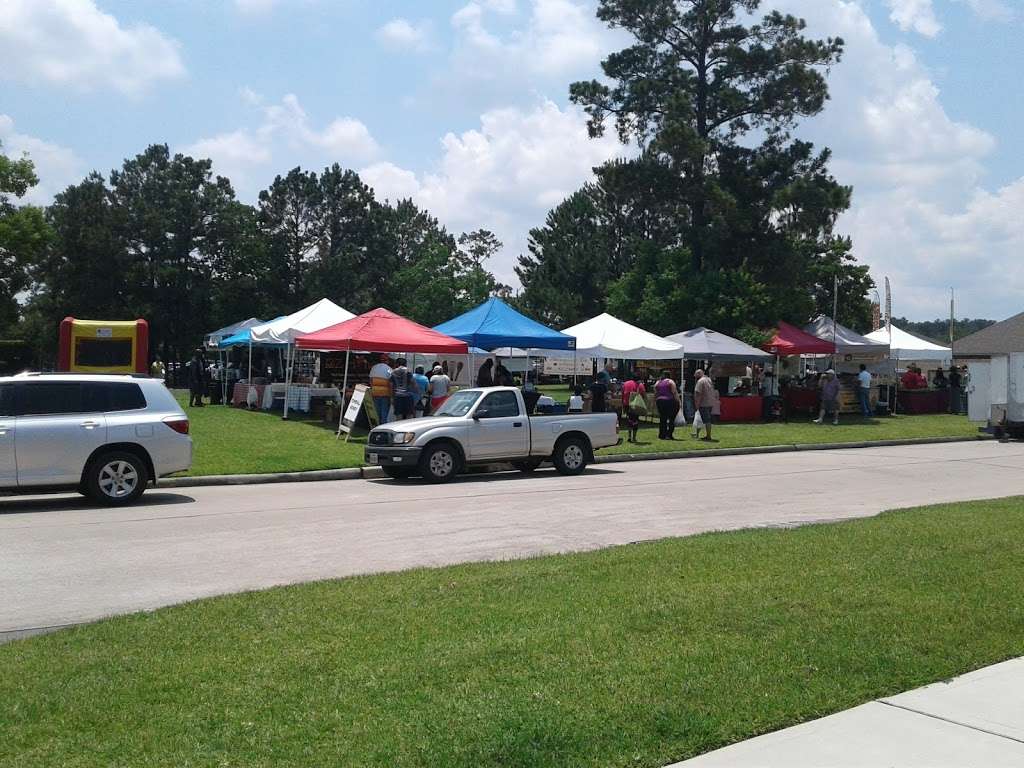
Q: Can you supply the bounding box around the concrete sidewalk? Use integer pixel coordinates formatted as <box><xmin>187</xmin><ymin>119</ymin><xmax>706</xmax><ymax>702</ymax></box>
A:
<box><xmin>672</xmin><ymin>657</ymin><xmax>1024</xmax><ymax>767</ymax></box>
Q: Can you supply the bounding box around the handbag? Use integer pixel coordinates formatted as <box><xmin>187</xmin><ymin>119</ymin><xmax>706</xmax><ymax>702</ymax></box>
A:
<box><xmin>629</xmin><ymin>391</ymin><xmax>648</xmax><ymax>415</ymax></box>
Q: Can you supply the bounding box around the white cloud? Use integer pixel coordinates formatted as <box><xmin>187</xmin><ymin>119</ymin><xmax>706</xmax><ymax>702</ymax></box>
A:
<box><xmin>362</xmin><ymin>100</ymin><xmax>628</xmax><ymax>282</ymax></box>
<box><xmin>765</xmin><ymin>0</ymin><xmax>1022</xmax><ymax>319</ymax></box>
<box><xmin>0</xmin><ymin>0</ymin><xmax>184</xmax><ymax>94</ymax></box>
<box><xmin>376</xmin><ymin>18</ymin><xmax>435</xmax><ymax>52</ymax></box>
<box><xmin>885</xmin><ymin>0</ymin><xmax>942</xmax><ymax>37</ymax></box>
<box><xmin>181</xmin><ymin>92</ymin><xmax>379</xmax><ymax>197</ymax></box>
<box><xmin>955</xmin><ymin>0</ymin><xmax>1016</xmax><ymax>22</ymax></box>
<box><xmin>0</xmin><ymin>115</ymin><xmax>83</xmax><ymax>204</ymax></box>
<box><xmin>450</xmin><ymin>0</ymin><xmax>616</xmax><ymax>82</ymax></box>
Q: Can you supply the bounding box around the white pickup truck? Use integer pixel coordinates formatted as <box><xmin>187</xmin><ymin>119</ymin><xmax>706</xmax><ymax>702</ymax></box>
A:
<box><xmin>365</xmin><ymin>386</ymin><xmax>620</xmax><ymax>482</ymax></box>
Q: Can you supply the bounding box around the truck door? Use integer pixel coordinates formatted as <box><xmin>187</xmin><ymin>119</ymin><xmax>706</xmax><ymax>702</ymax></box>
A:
<box><xmin>469</xmin><ymin>390</ymin><xmax>529</xmax><ymax>460</ymax></box>
<box><xmin>0</xmin><ymin>384</ymin><xmax>15</xmax><ymax>487</ymax></box>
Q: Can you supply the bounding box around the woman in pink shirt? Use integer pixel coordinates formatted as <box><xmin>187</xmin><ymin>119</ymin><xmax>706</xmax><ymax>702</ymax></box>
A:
<box><xmin>621</xmin><ymin>372</ymin><xmax>646</xmax><ymax>443</ymax></box>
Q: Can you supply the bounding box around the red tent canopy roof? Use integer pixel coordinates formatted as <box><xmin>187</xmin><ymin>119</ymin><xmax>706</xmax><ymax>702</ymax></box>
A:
<box><xmin>763</xmin><ymin>320</ymin><xmax>836</xmax><ymax>356</ymax></box>
<box><xmin>295</xmin><ymin>308</ymin><xmax>470</xmax><ymax>354</ymax></box>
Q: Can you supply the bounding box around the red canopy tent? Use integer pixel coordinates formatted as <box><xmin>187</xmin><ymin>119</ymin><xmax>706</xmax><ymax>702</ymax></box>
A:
<box><xmin>296</xmin><ymin>308</ymin><xmax>469</xmax><ymax>436</ymax></box>
<box><xmin>296</xmin><ymin>307</ymin><xmax>469</xmax><ymax>354</ymax></box>
<box><xmin>763</xmin><ymin>321</ymin><xmax>836</xmax><ymax>356</ymax></box>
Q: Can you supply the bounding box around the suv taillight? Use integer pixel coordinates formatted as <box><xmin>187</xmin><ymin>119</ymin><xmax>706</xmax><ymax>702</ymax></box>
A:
<box><xmin>163</xmin><ymin>416</ymin><xmax>190</xmax><ymax>435</ymax></box>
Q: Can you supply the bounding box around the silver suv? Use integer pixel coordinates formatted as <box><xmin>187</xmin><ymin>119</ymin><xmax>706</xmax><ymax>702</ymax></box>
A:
<box><xmin>0</xmin><ymin>374</ymin><xmax>192</xmax><ymax>505</ymax></box>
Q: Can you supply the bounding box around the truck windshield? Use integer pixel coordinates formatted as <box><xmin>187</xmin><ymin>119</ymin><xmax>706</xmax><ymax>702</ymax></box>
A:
<box><xmin>435</xmin><ymin>390</ymin><xmax>481</xmax><ymax>417</ymax></box>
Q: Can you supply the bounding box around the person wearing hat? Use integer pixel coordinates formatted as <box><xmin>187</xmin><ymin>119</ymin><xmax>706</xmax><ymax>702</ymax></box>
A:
<box><xmin>428</xmin><ymin>364</ymin><xmax>452</xmax><ymax>412</ymax></box>
<box><xmin>814</xmin><ymin>369</ymin><xmax>841</xmax><ymax>425</ymax></box>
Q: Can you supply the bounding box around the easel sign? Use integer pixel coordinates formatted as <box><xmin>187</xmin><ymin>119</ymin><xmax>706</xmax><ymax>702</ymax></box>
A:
<box><xmin>338</xmin><ymin>384</ymin><xmax>380</xmax><ymax>441</ymax></box>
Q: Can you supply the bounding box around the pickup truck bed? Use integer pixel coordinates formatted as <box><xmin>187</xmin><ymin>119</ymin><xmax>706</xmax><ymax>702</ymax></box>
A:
<box><xmin>365</xmin><ymin>386</ymin><xmax>620</xmax><ymax>482</ymax></box>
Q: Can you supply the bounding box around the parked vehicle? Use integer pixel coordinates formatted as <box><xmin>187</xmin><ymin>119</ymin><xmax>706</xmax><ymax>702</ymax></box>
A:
<box><xmin>0</xmin><ymin>374</ymin><xmax>192</xmax><ymax>505</ymax></box>
<box><xmin>365</xmin><ymin>386</ymin><xmax>620</xmax><ymax>482</ymax></box>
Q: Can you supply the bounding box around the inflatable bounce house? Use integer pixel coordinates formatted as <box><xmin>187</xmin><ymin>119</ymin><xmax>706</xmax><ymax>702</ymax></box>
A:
<box><xmin>57</xmin><ymin>318</ymin><xmax>149</xmax><ymax>374</ymax></box>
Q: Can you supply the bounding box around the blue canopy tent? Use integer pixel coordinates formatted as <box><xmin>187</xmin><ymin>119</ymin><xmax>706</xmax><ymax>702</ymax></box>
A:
<box><xmin>435</xmin><ymin>298</ymin><xmax>575</xmax><ymax>351</ymax></box>
<box><xmin>217</xmin><ymin>317</ymin><xmax>288</xmax><ymax>403</ymax></box>
<box><xmin>435</xmin><ymin>298</ymin><xmax>576</xmax><ymax>389</ymax></box>
<box><xmin>204</xmin><ymin>318</ymin><xmax>265</xmax><ymax>351</ymax></box>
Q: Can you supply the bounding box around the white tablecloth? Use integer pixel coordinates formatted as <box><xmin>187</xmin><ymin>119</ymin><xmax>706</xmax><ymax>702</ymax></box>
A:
<box><xmin>261</xmin><ymin>385</ymin><xmax>342</xmax><ymax>412</ymax></box>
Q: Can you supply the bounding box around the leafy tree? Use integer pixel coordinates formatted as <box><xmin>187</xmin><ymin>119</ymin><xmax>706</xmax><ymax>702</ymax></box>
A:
<box><xmin>257</xmin><ymin>167</ymin><xmax>323</xmax><ymax>311</ymax></box>
<box><xmin>0</xmin><ymin>144</ymin><xmax>52</xmax><ymax>335</ymax></box>
<box><xmin>516</xmin><ymin>0</ymin><xmax>871</xmax><ymax>336</ymax></box>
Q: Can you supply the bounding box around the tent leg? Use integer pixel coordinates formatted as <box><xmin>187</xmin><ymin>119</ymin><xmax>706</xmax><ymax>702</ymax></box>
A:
<box><xmin>246</xmin><ymin>341</ymin><xmax>253</xmax><ymax>409</ymax></box>
<box><xmin>337</xmin><ymin>349</ymin><xmax>351</xmax><ymax>441</ymax></box>
<box><xmin>283</xmin><ymin>343</ymin><xmax>294</xmax><ymax>420</ymax></box>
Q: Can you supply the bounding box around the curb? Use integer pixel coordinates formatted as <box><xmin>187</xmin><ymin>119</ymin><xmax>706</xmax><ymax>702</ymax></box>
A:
<box><xmin>161</xmin><ymin>434</ymin><xmax>995</xmax><ymax>489</ymax></box>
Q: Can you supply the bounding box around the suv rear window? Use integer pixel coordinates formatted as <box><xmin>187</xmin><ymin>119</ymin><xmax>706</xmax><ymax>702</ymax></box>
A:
<box><xmin>16</xmin><ymin>382</ymin><xmax>83</xmax><ymax>415</ymax></box>
<box><xmin>84</xmin><ymin>382</ymin><xmax>147</xmax><ymax>412</ymax></box>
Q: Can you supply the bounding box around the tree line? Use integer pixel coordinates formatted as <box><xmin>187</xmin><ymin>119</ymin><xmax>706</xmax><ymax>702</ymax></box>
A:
<box><xmin>3</xmin><ymin>1</ymin><xmax>884</xmax><ymax>366</ymax></box>
<box><xmin>1</xmin><ymin>144</ymin><xmax>508</xmax><ymax>364</ymax></box>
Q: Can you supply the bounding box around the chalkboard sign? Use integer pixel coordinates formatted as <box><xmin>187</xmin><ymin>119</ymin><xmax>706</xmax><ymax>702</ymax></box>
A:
<box><xmin>338</xmin><ymin>384</ymin><xmax>380</xmax><ymax>440</ymax></box>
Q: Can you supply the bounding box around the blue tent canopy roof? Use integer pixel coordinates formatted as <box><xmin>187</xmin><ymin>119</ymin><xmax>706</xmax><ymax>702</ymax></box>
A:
<box><xmin>434</xmin><ymin>298</ymin><xmax>576</xmax><ymax>351</ymax></box>
<box><xmin>218</xmin><ymin>316</ymin><xmax>288</xmax><ymax>348</ymax></box>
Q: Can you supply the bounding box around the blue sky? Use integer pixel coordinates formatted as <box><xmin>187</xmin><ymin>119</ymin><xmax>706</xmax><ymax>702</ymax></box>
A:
<box><xmin>1</xmin><ymin>0</ymin><xmax>1022</xmax><ymax>321</ymax></box>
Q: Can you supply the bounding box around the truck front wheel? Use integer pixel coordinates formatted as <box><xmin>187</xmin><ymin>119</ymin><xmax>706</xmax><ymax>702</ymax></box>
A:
<box><xmin>552</xmin><ymin>437</ymin><xmax>588</xmax><ymax>476</ymax></box>
<box><xmin>419</xmin><ymin>442</ymin><xmax>460</xmax><ymax>483</ymax></box>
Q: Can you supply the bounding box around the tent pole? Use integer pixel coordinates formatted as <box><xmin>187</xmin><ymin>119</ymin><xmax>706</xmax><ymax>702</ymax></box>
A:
<box><xmin>247</xmin><ymin>341</ymin><xmax>253</xmax><ymax>408</ymax></box>
<box><xmin>336</xmin><ymin>348</ymin><xmax>351</xmax><ymax>440</ymax></box>
<box><xmin>283</xmin><ymin>343</ymin><xmax>293</xmax><ymax>420</ymax></box>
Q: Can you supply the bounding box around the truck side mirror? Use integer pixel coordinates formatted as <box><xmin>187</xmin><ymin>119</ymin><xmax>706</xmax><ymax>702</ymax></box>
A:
<box><xmin>473</xmin><ymin>408</ymin><xmax>489</xmax><ymax>420</ymax></box>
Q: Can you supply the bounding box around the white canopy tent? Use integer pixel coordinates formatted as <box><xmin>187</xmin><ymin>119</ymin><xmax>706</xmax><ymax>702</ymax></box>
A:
<box><xmin>248</xmin><ymin>299</ymin><xmax>356</xmax><ymax>418</ymax></box>
<box><xmin>548</xmin><ymin>313</ymin><xmax>683</xmax><ymax>360</ymax></box>
<box><xmin>865</xmin><ymin>325</ymin><xmax>951</xmax><ymax>363</ymax></box>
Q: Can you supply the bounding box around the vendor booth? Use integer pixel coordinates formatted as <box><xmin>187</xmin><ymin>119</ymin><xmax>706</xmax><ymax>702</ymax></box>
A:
<box><xmin>249</xmin><ymin>299</ymin><xmax>356</xmax><ymax>418</ymax></box>
<box><xmin>866</xmin><ymin>324</ymin><xmax>954</xmax><ymax>414</ymax></box>
<box><xmin>763</xmin><ymin>322</ymin><xmax>836</xmax><ymax>419</ymax></box>
<box><xmin>667</xmin><ymin>327</ymin><xmax>771</xmax><ymax>422</ymax></box>
<box><xmin>804</xmin><ymin>316</ymin><xmax>891</xmax><ymax>414</ymax></box>
<box><xmin>296</xmin><ymin>307</ymin><xmax>469</xmax><ymax>435</ymax></box>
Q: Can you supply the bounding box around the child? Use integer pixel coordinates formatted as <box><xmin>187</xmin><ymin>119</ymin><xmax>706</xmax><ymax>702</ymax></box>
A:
<box><xmin>568</xmin><ymin>386</ymin><xmax>584</xmax><ymax>413</ymax></box>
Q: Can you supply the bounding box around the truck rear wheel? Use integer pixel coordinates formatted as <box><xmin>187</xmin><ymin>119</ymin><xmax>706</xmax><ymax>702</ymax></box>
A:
<box><xmin>552</xmin><ymin>437</ymin><xmax>588</xmax><ymax>476</ymax></box>
<box><xmin>418</xmin><ymin>442</ymin><xmax>460</xmax><ymax>484</ymax></box>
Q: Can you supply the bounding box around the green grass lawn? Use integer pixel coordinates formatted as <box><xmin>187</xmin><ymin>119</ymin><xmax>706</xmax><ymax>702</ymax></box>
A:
<box><xmin>177</xmin><ymin>390</ymin><xmax>979</xmax><ymax>476</ymax></box>
<box><xmin>3</xmin><ymin>498</ymin><xmax>1023</xmax><ymax>767</ymax></box>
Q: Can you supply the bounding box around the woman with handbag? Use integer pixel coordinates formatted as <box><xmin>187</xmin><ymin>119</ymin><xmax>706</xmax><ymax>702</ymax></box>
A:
<box><xmin>621</xmin><ymin>372</ymin><xmax>647</xmax><ymax>443</ymax></box>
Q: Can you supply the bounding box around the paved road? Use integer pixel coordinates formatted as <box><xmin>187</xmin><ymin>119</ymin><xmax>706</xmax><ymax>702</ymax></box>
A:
<box><xmin>3</xmin><ymin>441</ymin><xmax>1024</xmax><ymax>637</ymax></box>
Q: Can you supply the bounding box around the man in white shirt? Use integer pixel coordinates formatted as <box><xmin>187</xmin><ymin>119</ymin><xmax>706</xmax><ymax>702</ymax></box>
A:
<box><xmin>857</xmin><ymin>364</ymin><xmax>872</xmax><ymax>418</ymax></box>
<box><xmin>428</xmin><ymin>365</ymin><xmax>451</xmax><ymax>412</ymax></box>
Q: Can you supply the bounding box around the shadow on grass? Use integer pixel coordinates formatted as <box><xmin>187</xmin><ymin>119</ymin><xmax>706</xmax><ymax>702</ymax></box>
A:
<box><xmin>0</xmin><ymin>492</ymin><xmax>196</xmax><ymax>516</ymax></box>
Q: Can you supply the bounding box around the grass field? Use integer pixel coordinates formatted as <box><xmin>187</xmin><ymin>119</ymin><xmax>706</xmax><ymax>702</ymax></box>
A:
<box><xmin>177</xmin><ymin>391</ymin><xmax>978</xmax><ymax>476</ymax></box>
<box><xmin>2</xmin><ymin>497</ymin><xmax>1023</xmax><ymax>767</ymax></box>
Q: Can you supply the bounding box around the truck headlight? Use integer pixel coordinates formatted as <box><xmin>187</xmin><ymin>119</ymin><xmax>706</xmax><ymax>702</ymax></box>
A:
<box><xmin>392</xmin><ymin>432</ymin><xmax>416</xmax><ymax>444</ymax></box>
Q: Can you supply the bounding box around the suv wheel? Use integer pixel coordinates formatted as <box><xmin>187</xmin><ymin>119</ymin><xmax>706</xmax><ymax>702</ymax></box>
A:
<box><xmin>86</xmin><ymin>451</ymin><xmax>148</xmax><ymax>505</ymax></box>
<box><xmin>553</xmin><ymin>437</ymin><xmax>588</xmax><ymax>476</ymax></box>
<box><xmin>418</xmin><ymin>443</ymin><xmax>460</xmax><ymax>484</ymax></box>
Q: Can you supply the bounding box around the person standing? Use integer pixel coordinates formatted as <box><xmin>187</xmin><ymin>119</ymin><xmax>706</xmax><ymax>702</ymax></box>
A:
<box><xmin>588</xmin><ymin>374</ymin><xmax>608</xmax><ymax>413</ymax></box>
<box><xmin>857</xmin><ymin>364</ymin><xmax>873</xmax><ymax>418</ymax></box>
<box><xmin>187</xmin><ymin>349</ymin><xmax>205</xmax><ymax>407</ymax></box>
<box><xmin>655</xmin><ymin>370</ymin><xmax>681</xmax><ymax>440</ymax></box>
<box><xmin>948</xmin><ymin>365</ymin><xmax>962</xmax><ymax>414</ymax></box>
<box><xmin>476</xmin><ymin>358</ymin><xmax>494</xmax><ymax>388</ymax></box>
<box><xmin>621</xmin><ymin>372</ymin><xmax>646</xmax><ymax>443</ymax></box>
<box><xmin>369</xmin><ymin>353</ymin><xmax>393</xmax><ymax>424</ymax></box>
<box><xmin>568</xmin><ymin>386</ymin><xmax>584</xmax><ymax>413</ymax></box>
<box><xmin>428</xmin><ymin>364</ymin><xmax>452</xmax><ymax>412</ymax></box>
<box><xmin>693</xmin><ymin>368</ymin><xmax>715</xmax><ymax>440</ymax></box>
<box><xmin>390</xmin><ymin>358</ymin><xmax>415</xmax><ymax>421</ymax></box>
<box><xmin>494</xmin><ymin>362</ymin><xmax>513</xmax><ymax>387</ymax></box>
<box><xmin>150</xmin><ymin>355</ymin><xmax>166</xmax><ymax>382</ymax></box>
<box><xmin>814</xmin><ymin>369</ymin><xmax>841</xmax><ymax>425</ymax></box>
<box><xmin>412</xmin><ymin>365</ymin><xmax>430</xmax><ymax>417</ymax></box>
